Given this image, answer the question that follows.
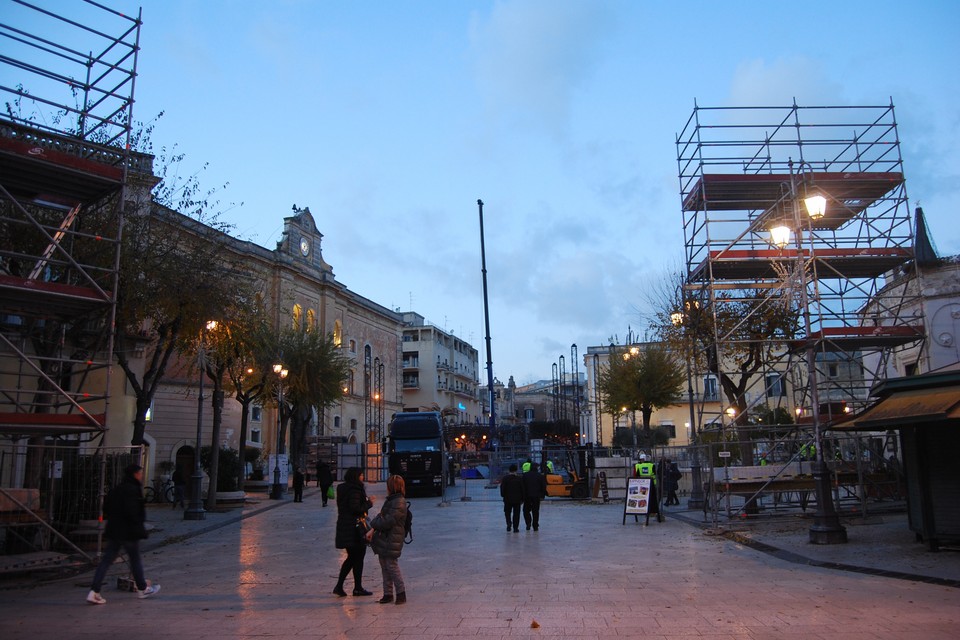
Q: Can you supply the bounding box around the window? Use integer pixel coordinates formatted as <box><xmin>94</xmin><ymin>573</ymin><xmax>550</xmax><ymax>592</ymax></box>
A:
<box><xmin>292</xmin><ymin>304</ymin><xmax>302</xmax><ymax>331</ymax></box>
<box><xmin>765</xmin><ymin>373</ymin><xmax>787</xmax><ymax>398</ymax></box>
<box><xmin>333</xmin><ymin>320</ymin><xmax>342</xmax><ymax>346</ymax></box>
<box><xmin>524</xmin><ymin>408</ymin><xmax>535</xmax><ymax>421</ymax></box>
<box><xmin>350</xmin><ymin>419</ymin><xmax>358</xmax><ymax>431</ymax></box>
<box><xmin>251</xmin><ymin>406</ymin><xmax>262</xmax><ymax>422</ymax></box>
<box><xmin>334</xmin><ymin>416</ymin><xmax>341</xmax><ymax>429</ymax></box>
<box><xmin>306</xmin><ymin>308</ymin><xmax>316</xmax><ymax>332</ymax></box>
<box><xmin>349</xmin><ymin>339</ymin><xmax>356</xmax><ymax>353</ymax></box>
<box><xmin>144</xmin><ymin>399</ymin><xmax>154</xmax><ymax>422</ymax></box>
<box><xmin>703</xmin><ymin>376</ymin><xmax>718</xmax><ymax>401</ymax></box>
<box><xmin>659</xmin><ymin>422</ymin><xmax>676</xmax><ymax>439</ymax></box>
<box><xmin>250</xmin><ymin>428</ymin><xmax>261</xmax><ymax>444</ymax></box>
<box><xmin>828</xmin><ymin>364</ymin><xmax>839</xmax><ymax>378</ymax></box>
<box><xmin>905</xmin><ymin>361</ymin><xmax>919</xmax><ymax>376</ymax></box>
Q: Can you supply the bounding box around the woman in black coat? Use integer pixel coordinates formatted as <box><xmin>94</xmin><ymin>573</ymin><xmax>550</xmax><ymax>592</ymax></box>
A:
<box><xmin>333</xmin><ymin>467</ymin><xmax>374</xmax><ymax>597</ymax></box>
<box><xmin>367</xmin><ymin>474</ymin><xmax>409</xmax><ymax>604</ymax></box>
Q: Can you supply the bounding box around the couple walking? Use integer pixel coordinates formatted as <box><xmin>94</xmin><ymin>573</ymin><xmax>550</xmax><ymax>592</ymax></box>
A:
<box><xmin>333</xmin><ymin>468</ymin><xmax>408</xmax><ymax>604</ymax></box>
<box><xmin>499</xmin><ymin>460</ymin><xmax>547</xmax><ymax>532</ymax></box>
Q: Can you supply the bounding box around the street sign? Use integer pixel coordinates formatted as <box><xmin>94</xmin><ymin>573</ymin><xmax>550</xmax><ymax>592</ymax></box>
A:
<box><xmin>718</xmin><ymin>451</ymin><xmax>732</xmax><ymax>458</ymax></box>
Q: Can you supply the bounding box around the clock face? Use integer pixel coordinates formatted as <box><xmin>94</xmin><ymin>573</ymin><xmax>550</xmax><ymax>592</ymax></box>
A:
<box><xmin>299</xmin><ymin>237</ymin><xmax>310</xmax><ymax>256</ymax></box>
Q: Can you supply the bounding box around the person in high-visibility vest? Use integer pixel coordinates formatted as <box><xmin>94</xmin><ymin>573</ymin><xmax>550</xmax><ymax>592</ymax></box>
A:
<box><xmin>521</xmin><ymin>458</ymin><xmax>532</xmax><ymax>473</ymax></box>
<box><xmin>633</xmin><ymin>455</ymin><xmax>661</xmax><ymax>520</ymax></box>
<box><xmin>799</xmin><ymin>442</ymin><xmax>816</xmax><ymax>461</ymax></box>
<box><xmin>544</xmin><ymin>459</ymin><xmax>555</xmax><ymax>474</ymax></box>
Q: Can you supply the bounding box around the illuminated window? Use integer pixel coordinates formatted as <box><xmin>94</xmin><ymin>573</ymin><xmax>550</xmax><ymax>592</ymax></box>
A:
<box><xmin>333</xmin><ymin>319</ymin><xmax>342</xmax><ymax>346</ymax></box>
<box><xmin>293</xmin><ymin>304</ymin><xmax>302</xmax><ymax>331</ymax></box>
<box><xmin>306</xmin><ymin>309</ymin><xmax>316</xmax><ymax>332</ymax></box>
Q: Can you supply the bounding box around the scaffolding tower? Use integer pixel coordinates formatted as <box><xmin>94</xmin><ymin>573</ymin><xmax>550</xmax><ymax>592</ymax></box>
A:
<box><xmin>0</xmin><ymin>1</ymin><xmax>144</xmax><ymax>442</ymax></box>
<box><xmin>676</xmin><ymin>102</ymin><xmax>924</xmax><ymax>438</ymax></box>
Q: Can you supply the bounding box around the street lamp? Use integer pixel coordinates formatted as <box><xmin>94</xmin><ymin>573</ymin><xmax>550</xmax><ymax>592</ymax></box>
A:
<box><xmin>773</xmin><ymin>162</ymin><xmax>847</xmax><ymax>544</ymax></box>
<box><xmin>270</xmin><ymin>363</ymin><xmax>289</xmax><ymax>500</ymax></box>
<box><xmin>672</xmin><ymin>299</ymin><xmax>705</xmax><ymax>509</ymax></box>
<box><xmin>185</xmin><ymin>320</ymin><xmax>217</xmax><ymax>521</ymax></box>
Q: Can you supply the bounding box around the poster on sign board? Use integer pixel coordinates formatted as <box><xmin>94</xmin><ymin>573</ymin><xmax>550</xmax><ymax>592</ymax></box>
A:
<box><xmin>624</xmin><ymin>477</ymin><xmax>651</xmax><ymax>515</ymax></box>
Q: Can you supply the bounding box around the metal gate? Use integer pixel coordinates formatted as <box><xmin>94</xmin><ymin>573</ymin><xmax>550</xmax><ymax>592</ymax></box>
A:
<box><xmin>0</xmin><ymin>442</ymin><xmax>142</xmax><ymax>560</ymax></box>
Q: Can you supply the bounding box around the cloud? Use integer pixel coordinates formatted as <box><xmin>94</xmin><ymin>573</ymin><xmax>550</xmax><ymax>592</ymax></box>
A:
<box><xmin>468</xmin><ymin>0</ymin><xmax>616</xmax><ymax>135</ymax></box>
<box><xmin>727</xmin><ymin>56</ymin><xmax>844</xmax><ymax>107</ymax></box>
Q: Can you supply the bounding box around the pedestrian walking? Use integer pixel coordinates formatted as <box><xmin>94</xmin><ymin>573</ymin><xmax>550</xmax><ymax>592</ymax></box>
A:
<box><xmin>366</xmin><ymin>474</ymin><xmax>409</xmax><ymax>605</ymax></box>
<box><xmin>333</xmin><ymin>467</ymin><xmax>374</xmax><ymax>597</ymax></box>
<box><xmin>521</xmin><ymin>461</ymin><xmax>547</xmax><ymax>531</ymax></box>
<box><xmin>499</xmin><ymin>463</ymin><xmax>523</xmax><ymax>532</ymax></box>
<box><xmin>316</xmin><ymin>459</ymin><xmax>333</xmax><ymax>507</ymax></box>
<box><xmin>171</xmin><ymin>466</ymin><xmax>186</xmax><ymax>509</ymax></box>
<box><xmin>292</xmin><ymin>468</ymin><xmax>305</xmax><ymax>503</ymax></box>
<box><xmin>661</xmin><ymin>458</ymin><xmax>682</xmax><ymax>506</ymax></box>
<box><xmin>86</xmin><ymin>464</ymin><xmax>161</xmax><ymax>604</ymax></box>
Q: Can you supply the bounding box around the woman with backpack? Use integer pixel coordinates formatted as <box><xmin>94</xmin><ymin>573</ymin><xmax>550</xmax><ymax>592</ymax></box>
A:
<box><xmin>365</xmin><ymin>474</ymin><xmax>409</xmax><ymax>605</ymax></box>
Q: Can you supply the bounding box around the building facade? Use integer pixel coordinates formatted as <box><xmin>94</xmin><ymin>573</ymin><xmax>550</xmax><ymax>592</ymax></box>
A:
<box><xmin>400</xmin><ymin>312</ymin><xmax>481</xmax><ymax>425</ymax></box>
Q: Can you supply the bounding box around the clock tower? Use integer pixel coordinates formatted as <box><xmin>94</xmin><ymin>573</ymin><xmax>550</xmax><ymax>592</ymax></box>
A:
<box><xmin>277</xmin><ymin>205</ymin><xmax>333</xmax><ymax>275</ymax></box>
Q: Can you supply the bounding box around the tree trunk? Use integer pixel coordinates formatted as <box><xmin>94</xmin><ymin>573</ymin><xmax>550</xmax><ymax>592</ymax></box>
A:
<box><xmin>205</xmin><ymin>386</ymin><xmax>224</xmax><ymax>511</ymax></box>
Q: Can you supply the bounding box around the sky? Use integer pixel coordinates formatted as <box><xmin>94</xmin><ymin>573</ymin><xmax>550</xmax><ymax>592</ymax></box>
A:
<box><xmin>7</xmin><ymin>1</ymin><xmax>959</xmax><ymax>386</ymax></box>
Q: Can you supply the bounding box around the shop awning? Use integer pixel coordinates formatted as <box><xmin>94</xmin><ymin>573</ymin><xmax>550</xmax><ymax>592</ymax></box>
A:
<box><xmin>834</xmin><ymin>387</ymin><xmax>960</xmax><ymax>431</ymax></box>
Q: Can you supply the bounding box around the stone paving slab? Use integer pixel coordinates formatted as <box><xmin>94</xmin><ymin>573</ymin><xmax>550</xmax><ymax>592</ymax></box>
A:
<box><xmin>0</xmin><ymin>484</ymin><xmax>958</xmax><ymax>639</ymax></box>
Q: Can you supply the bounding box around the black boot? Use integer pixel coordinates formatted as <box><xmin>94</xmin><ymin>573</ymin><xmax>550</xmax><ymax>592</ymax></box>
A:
<box><xmin>353</xmin><ymin>587</ymin><xmax>373</xmax><ymax>596</ymax></box>
<box><xmin>378</xmin><ymin>594</ymin><xmax>393</xmax><ymax>604</ymax></box>
<box><xmin>333</xmin><ymin>585</ymin><xmax>347</xmax><ymax>597</ymax></box>
<box><xmin>395</xmin><ymin>591</ymin><xmax>406</xmax><ymax>605</ymax></box>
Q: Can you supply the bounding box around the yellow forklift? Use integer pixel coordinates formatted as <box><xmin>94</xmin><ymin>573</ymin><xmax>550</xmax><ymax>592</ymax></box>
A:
<box><xmin>543</xmin><ymin>452</ymin><xmax>590</xmax><ymax>500</ymax></box>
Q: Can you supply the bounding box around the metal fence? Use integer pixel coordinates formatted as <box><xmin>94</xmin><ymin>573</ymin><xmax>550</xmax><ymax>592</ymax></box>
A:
<box><xmin>438</xmin><ymin>434</ymin><xmax>904</xmax><ymax>522</ymax></box>
<box><xmin>650</xmin><ymin>432</ymin><xmax>904</xmax><ymax>523</ymax></box>
<box><xmin>0</xmin><ymin>442</ymin><xmax>142</xmax><ymax>560</ymax></box>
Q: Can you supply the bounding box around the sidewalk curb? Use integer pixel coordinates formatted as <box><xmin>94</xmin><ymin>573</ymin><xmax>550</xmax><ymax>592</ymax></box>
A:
<box><xmin>668</xmin><ymin>509</ymin><xmax>960</xmax><ymax>589</ymax></box>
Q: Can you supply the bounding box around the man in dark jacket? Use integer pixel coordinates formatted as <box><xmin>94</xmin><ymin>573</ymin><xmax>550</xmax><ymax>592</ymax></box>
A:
<box><xmin>86</xmin><ymin>464</ymin><xmax>160</xmax><ymax>604</ymax></box>
<box><xmin>499</xmin><ymin>464</ymin><xmax>524</xmax><ymax>532</ymax></box>
<box><xmin>521</xmin><ymin>461</ymin><xmax>547</xmax><ymax>531</ymax></box>
<box><xmin>292</xmin><ymin>468</ymin><xmax>305</xmax><ymax>502</ymax></box>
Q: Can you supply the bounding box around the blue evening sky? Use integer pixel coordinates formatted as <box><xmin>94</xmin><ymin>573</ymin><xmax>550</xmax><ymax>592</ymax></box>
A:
<box><xmin>10</xmin><ymin>1</ymin><xmax>959</xmax><ymax>385</ymax></box>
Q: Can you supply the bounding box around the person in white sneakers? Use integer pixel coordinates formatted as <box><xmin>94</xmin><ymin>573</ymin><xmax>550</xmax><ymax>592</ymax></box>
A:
<box><xmin>86</xmin><ymin>464</ymin><xmax>160</xmax><ymax>604</ymax></box>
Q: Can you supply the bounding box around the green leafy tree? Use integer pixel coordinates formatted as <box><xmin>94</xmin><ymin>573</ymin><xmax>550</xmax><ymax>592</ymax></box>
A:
<box><xmin>274</xmin><ymin>328</ymin><xmax>352</xmax><ymax>468</ymax></box>
<box><xmin>597</xmin><ymin>343</ymin><xmax>686</xmax><ymax>451</ymax></box>
<box><xmin>220</xmin><ymin>298</ymin><xmax>273</xmax><ymax>490</ymax></box>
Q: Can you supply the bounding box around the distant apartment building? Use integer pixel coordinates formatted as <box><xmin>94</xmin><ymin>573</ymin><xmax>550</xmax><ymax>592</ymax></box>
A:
<box><xmin>400</xmin><ymin>312</ymin><xmax>481</xmax><ymax>425</ymax></box>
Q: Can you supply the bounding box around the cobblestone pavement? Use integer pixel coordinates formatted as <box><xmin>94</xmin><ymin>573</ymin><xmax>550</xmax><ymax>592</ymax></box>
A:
<box><xmin>1</xmin><ymin>484</ymin><xmax>958</xmax><ymax>639</ymax></box>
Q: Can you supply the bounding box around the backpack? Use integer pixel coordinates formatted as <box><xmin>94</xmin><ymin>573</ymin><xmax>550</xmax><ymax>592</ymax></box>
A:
<box><xmin>403</xmin><ymin>503</ymin><xmax>413</xmax><ymax>544</ymax></box>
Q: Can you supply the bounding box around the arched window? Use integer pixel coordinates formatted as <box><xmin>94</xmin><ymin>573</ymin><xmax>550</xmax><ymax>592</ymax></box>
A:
<box><xmin>333</xmin><ymin>319</ymin><xmax>342</xmax><ymax>346</ymax></box>
<box><xmin>306</xmin><ymin>308</ymin><xmax>316</xmax><ymax>332</ymax></box>
<box><xmin>292</xmin><ymin>304</ymin><xmax>302</xmax><ymax>331</ymax></box>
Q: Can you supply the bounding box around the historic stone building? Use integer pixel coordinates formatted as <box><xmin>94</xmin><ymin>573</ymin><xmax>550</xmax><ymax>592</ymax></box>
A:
<box><xmin>141</xmin><ymin>206</ymin><xmax>404</xmax><ymax>479</ymax></box>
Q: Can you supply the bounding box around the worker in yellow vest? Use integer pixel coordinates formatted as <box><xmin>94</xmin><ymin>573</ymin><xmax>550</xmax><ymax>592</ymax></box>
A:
<box><xmin>633</xmin><ymin>455</ymin><xmax>661</xmax><ymax>522</ymax></box>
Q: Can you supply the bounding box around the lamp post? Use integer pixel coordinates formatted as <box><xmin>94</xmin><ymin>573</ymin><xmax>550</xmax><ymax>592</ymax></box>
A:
<box><xmin>673</xmin><ymin>298</ymin><xmax>705</xmax><ymax>509</ymax></box>
<box><xmin>772</xmin><ymin>162</ymin><xmax>847</xmax><ymax>544</ymax></box>
<box><xmin>185</xmin><ymin>320</ymin><xmax>217</xmax><ymax>521</ymax></box>
<box><xmin>270</xmin><ymin>363</ymin><xmax>289</xmax><ymax>500</ymax></box>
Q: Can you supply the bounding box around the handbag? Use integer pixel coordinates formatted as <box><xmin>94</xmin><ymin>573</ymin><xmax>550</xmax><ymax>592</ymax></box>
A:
<box><xmin>355</xmin><ymin>516</ymin><xmax>371</xmax><ymax>542</ymax></box>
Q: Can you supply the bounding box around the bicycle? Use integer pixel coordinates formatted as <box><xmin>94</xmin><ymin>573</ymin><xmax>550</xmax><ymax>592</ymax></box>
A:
<box><xmin>144</xmin><ymin>476</ymin><xmax>175</xmax><ymax>504</ymax></box>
